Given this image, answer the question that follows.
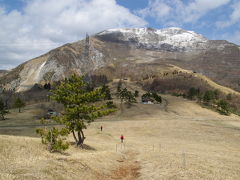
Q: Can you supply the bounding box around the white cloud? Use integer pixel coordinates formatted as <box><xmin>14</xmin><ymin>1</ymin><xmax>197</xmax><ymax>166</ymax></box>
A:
<box><xmin>0</xmin><ymin>0</ymin><xmax>147</xmax><ymax>69</ymax></box>
<box><xmin>137</xmin><ymin>0</ymin><xmax>231</xmax><ymax>25</ymax></box>
<box><xmin>137</xmin><ymin>0</ymin><xmax>172</xmax><ymax>18</ymax></box>
<box><xmin>216</xmin><ymin>1</ymin><xmax>240</xmax><ymax>28</ymax></box>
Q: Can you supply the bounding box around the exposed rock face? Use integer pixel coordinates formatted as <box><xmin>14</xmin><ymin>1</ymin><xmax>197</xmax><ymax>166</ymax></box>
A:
<box><xmin>1</xmin><ymin>27</ymin><xmax>240</xmax><ymax>92</ymax></box>
<box><xmin>1</xmin><ymin>40</ymin><xmax>106</xmax><ymax>91</ymax></box>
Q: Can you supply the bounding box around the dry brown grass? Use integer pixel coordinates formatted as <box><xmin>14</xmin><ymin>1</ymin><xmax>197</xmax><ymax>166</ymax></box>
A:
<box><xmin>170</xmin><ymin>65</ymin><xmax>240</xmax><ymax>96</ymax></box>
<box><xmin>194</xmin><ymin>73</ymin><xmax>240</xmax><ymax>96</ymax></box>
<box><xmin>1</xmin><ymin>95</ymin><xmax>240</xmax><ymax>179</ymax></box>
<box><xmin>0</xmin><ymin>134</ymin><xmax>124</xmax><ymax>180</ymax></box>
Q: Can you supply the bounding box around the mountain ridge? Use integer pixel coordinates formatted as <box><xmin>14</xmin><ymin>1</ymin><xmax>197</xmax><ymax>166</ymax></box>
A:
<box><xmin>0</xmin><ymin>27</ymin><xmax>239</xmax><ymax>92</ymax></box>
<box><xmin>96</xmin><ymin>27</ymin><xmax>208</xmax><ymax>52</ymax></box>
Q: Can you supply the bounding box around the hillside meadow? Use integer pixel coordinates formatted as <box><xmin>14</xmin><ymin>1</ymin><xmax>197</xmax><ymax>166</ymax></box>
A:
<box><xmin>0</xmin><ymin>95</ymin><xmax>240</xmax><ymax>180</ymax></box>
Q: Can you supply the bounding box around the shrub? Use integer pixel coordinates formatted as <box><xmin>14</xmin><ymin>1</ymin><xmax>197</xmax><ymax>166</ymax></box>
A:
<box><xmin>0</xmin><ymin>98</ymin><xmax>8</xmax><ymax>120</ymax></box>
<box><xmin>134</xmin><ymin>90</ymin><xmax>139</xmax><ymax>97</ymax></box>
<box><xmin>106</xmin><ymin>101</ymin><xmax>117</xmax><ymax>108</ymax></box>
<box><xmin>36</xmin><ymin>119</ymin><xmax>69</xmax><ymax>152</ymax></box>
<box><xmin>217</xmin><ymin>99</ymin><xmax>231</xmax><ymax>115</ymax></box>
<box><xmin>118</xmin><ymin>88</ymin><xmax>137</xmax><ymax>105</ymax></box>
<box><xmin>188</xmin><ymin>87</ymin><xmax>200</xmax><ymax>100</ymax></box>
<box><xmin>101</xmin><ymin>84</ymin><xmax>112</xmax><ymax>100</ymax></box>
<box><xmin>152</xmin><ymin>92</ymin><xmax>162</xmax><ymax>103</ymax></box>
<box><xmin>203</xmin><ymin>90</ymin><xmax>215</xmax><ymax>104</ymax></box>
<box><xmin>142</xmin><ymin>92</ymin><xmax>162</xmax><ymax>103</ymax></box>
<box><xmin>14</xmin><ymin>97</ymin><xmax>25</xmax><ymax>113</ymax></box>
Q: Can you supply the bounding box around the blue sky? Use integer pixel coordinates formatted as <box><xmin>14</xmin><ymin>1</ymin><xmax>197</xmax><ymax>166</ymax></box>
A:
<box><xmin>0</xmin><ymin>0</ymin><xmax>239</xmax><ymax>69</ymax></box>
<box><xmin>116</xmin><ymin>0</ymin><xmax>240</xmax><ymax>41</ymax></box>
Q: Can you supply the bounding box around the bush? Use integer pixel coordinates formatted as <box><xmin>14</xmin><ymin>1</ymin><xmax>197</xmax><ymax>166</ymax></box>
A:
<box><xmin>134</xmin><ymin>90</ymin><xmax>139</xmax><ymax>97</ymax></box>
<box><xmin>106</xmin><ymin>101</ymin><xmax>117</xmax><ymax>108</ymax></box>
<box><xmin>142</xmin><ymin>92</ymin><xmax>153</xmax><ymax>102</ymax></box>
<box><xmin>36</xmin><ymin>119</ymin><xmax>69</xmax><ymax>152</ymax></box>
<box><xmin>14</xmin><ymin>97</ymin><xmax>25</xmax><ymax>113</ymax></box>
<box><xmin>101</xmin><ymin>84</ymin><xmax>112</xmax><ymax>100</ymax></box>
<box><xmin>203</xmin><ymin>90</ymin><xmax>215</xmax><ymax>104</ymax></box>
<box><xmin>217</xmin><ymin>100</ymin><xmax>230</xmax><ymax>115</ymax></box>
<box><xmin>188</xmin><ymin>87</ymin><xmax>200</xmax><ymax>100</ymax></box>
<box><xmin>0</xmin><ymin>98</ymin><xmax>8</xmax><ymax>120</ymax></box>
<box><xmin>119</xmin><ymin>88</ymin><xmax>137</xmax><ymax>105</ymax></box>
<box><xmin>152</xmin><ymin>92</ymin><xmax>162</xmax><ymax>103</ymax></box>
<box><xmin>172</xmin><ymin>92</ymin><xmax>183</xmax><ymax>97</ymax></box>
<box><xmin>142</xmin><ymin>92</ymin><xmax>162</xmax><ymax>103</ymax></box>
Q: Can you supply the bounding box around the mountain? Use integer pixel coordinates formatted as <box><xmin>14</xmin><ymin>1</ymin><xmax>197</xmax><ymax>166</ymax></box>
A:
<box><xmin>0</xmin><ymin>27</ymin><xmax>240</xmax><ymax>92</ymax></box>
<box><xmin>0</xmin><ymin>70</ymin><xmax>8</xmax><ymax>78</ymax></box>
<box><xmin>96</xmin><ymin>27</ymin><xmax>208</xmax><ymax>51</ymax></box>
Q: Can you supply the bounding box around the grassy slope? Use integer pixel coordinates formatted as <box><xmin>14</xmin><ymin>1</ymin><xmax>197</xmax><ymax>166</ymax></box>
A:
<box><xmin>194</xmin><ymin>73</ymin><xmax>240</xmax><ymax>95</ymax></box>
<box><xmin>171</xmin><ymin>64</ymin><xmax>240</xmax><ymax>95</ymax></box>
<box><xmin>0</xmin><ymin>103</ymin><xmax>52</xmax><ymax>137</ymax></box>
<box><xmin>0</xmin><ymin>94</ymin><xmax>240</xmax><ymax>179</ymax></box>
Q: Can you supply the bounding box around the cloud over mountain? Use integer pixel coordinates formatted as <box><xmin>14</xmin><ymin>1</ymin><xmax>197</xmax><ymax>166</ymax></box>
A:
<box><xmin>0</xmin><ymin>0</ymin><xmax>146</xmax><ymax>69</ymax></box>
<box><xmin>0</xmin><ymin>0</ymin><xmax>239</xmax><ymax>70</ymax></box>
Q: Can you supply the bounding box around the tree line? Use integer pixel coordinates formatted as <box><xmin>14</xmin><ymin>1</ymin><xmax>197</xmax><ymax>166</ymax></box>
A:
<box><xmin>0</xmin><ymin>96</ymin><xmax>25</xmax><ymax>120</ymax></box>
<box><xmin>185</xmin><ymin>87</ymin><xmax>232</xmax><ymax>115</ymax></box>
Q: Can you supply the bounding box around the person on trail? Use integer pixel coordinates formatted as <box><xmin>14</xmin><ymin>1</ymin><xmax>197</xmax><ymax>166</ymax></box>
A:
<box><xmin>120</xmin><ymin>135</ymin><xmax>124</xmax><ymax>143</ymax></box>
<box><xmin>100</xmin><ymin>126</ymin><xmax>103</xmax><ymax>131</ymax></box>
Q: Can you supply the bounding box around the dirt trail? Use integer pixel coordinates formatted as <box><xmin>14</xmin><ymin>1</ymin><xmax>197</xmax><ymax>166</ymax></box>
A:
<box><xmin>106</xmin><ymin>151</ymin><xmax>141</xmax><ymax>180</ymax></box>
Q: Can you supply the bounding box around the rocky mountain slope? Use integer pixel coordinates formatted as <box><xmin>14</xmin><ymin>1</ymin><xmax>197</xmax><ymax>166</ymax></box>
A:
<box><xmin>97</xmin><ymin>27</ymin><xmax>208</xmax><ymax>51</ymax></box>
<box><xmin>0</xmin><ymin>70</ymin><xmax>8</xmax><ymax>78</ymax></box>
<box><xmin>0</xmin><ymin>27</ymin><xmax>239</xmax><ymax>92</ymax></box>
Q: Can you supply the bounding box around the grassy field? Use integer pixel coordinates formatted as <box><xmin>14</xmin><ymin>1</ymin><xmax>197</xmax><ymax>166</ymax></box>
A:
<box><xmin>0</xmin><ymin>95</ymin><xmax>240</xmax><ymax>179</ymax></box>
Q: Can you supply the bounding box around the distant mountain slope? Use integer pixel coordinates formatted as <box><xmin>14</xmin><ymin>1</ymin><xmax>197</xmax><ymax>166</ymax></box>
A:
<box><xmin>0</xmin><ymin>70</ymin><xmax>8</xmax><ymax>78</ymax></box>
<box><xmin>0</xmin><ymin>70</ymin><xmax>8</xmax><ymax>81</ymax></box>
<box><xmin>0</xmin><ymin>27</ymin><xmax>239</xmax><ymax>92</ymax></box>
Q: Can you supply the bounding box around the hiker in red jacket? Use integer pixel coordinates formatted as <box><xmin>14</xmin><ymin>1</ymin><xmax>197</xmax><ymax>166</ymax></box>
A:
<box><xmin>120</xmin><ymin>135</ymin><xmax>124</xmax><ymax>143</ymax></box>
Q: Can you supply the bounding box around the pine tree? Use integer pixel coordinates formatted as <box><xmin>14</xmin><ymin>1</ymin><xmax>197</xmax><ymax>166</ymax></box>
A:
<box><xmin>0</xmin><ymin>98</ymin><xmax>8</xmax><ymax>120</ymax></box>
<box><xmin>50</xmin><ymin>74</ymin><xmax>116</xmax><ymax>146</ymax></box>
<box><xmin>152</xmin><ymin>92</ymin><xmax>162</xmax><ymax>103</ymax></box>
<box><xmin>14</xmin><ymin>97</ymin><xmax>25</xmax><ymax>113</ymax></box>
<box><xmin>134</xmin><ymin>90</ymin><xmax>139</xmax><ymax>98</ymax></box>
<box><xmin>101</xmin><ymin>84</ymin><xmax>112</xmax><ymax>100</ymax></box>
<box><xmin>117</xmin><ymin>80</ymin><xmax>122</xmax><ymax>93</ymax></box>
<box><xmin>119</xmin><ymin>88</ymin><xmax>136</xmax><ymax>105</ymax></box>
<box><xmin>36</xmin><ymin>119</ymin><xmax>69</xmax><ymax>152</ymax></box>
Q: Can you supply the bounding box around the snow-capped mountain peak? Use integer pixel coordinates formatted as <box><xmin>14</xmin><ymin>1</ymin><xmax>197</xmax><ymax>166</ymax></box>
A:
<box><xmin>96</xmin><ymin>27</ymin><xmax>208</xmax><ymax>51</ymax></box>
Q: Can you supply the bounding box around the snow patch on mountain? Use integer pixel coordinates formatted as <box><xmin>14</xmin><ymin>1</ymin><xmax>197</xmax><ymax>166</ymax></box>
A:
<box><xmin>97</xmin><ymin>27</ymin><xmax>208</xmax><ymax>51</ymax></box>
